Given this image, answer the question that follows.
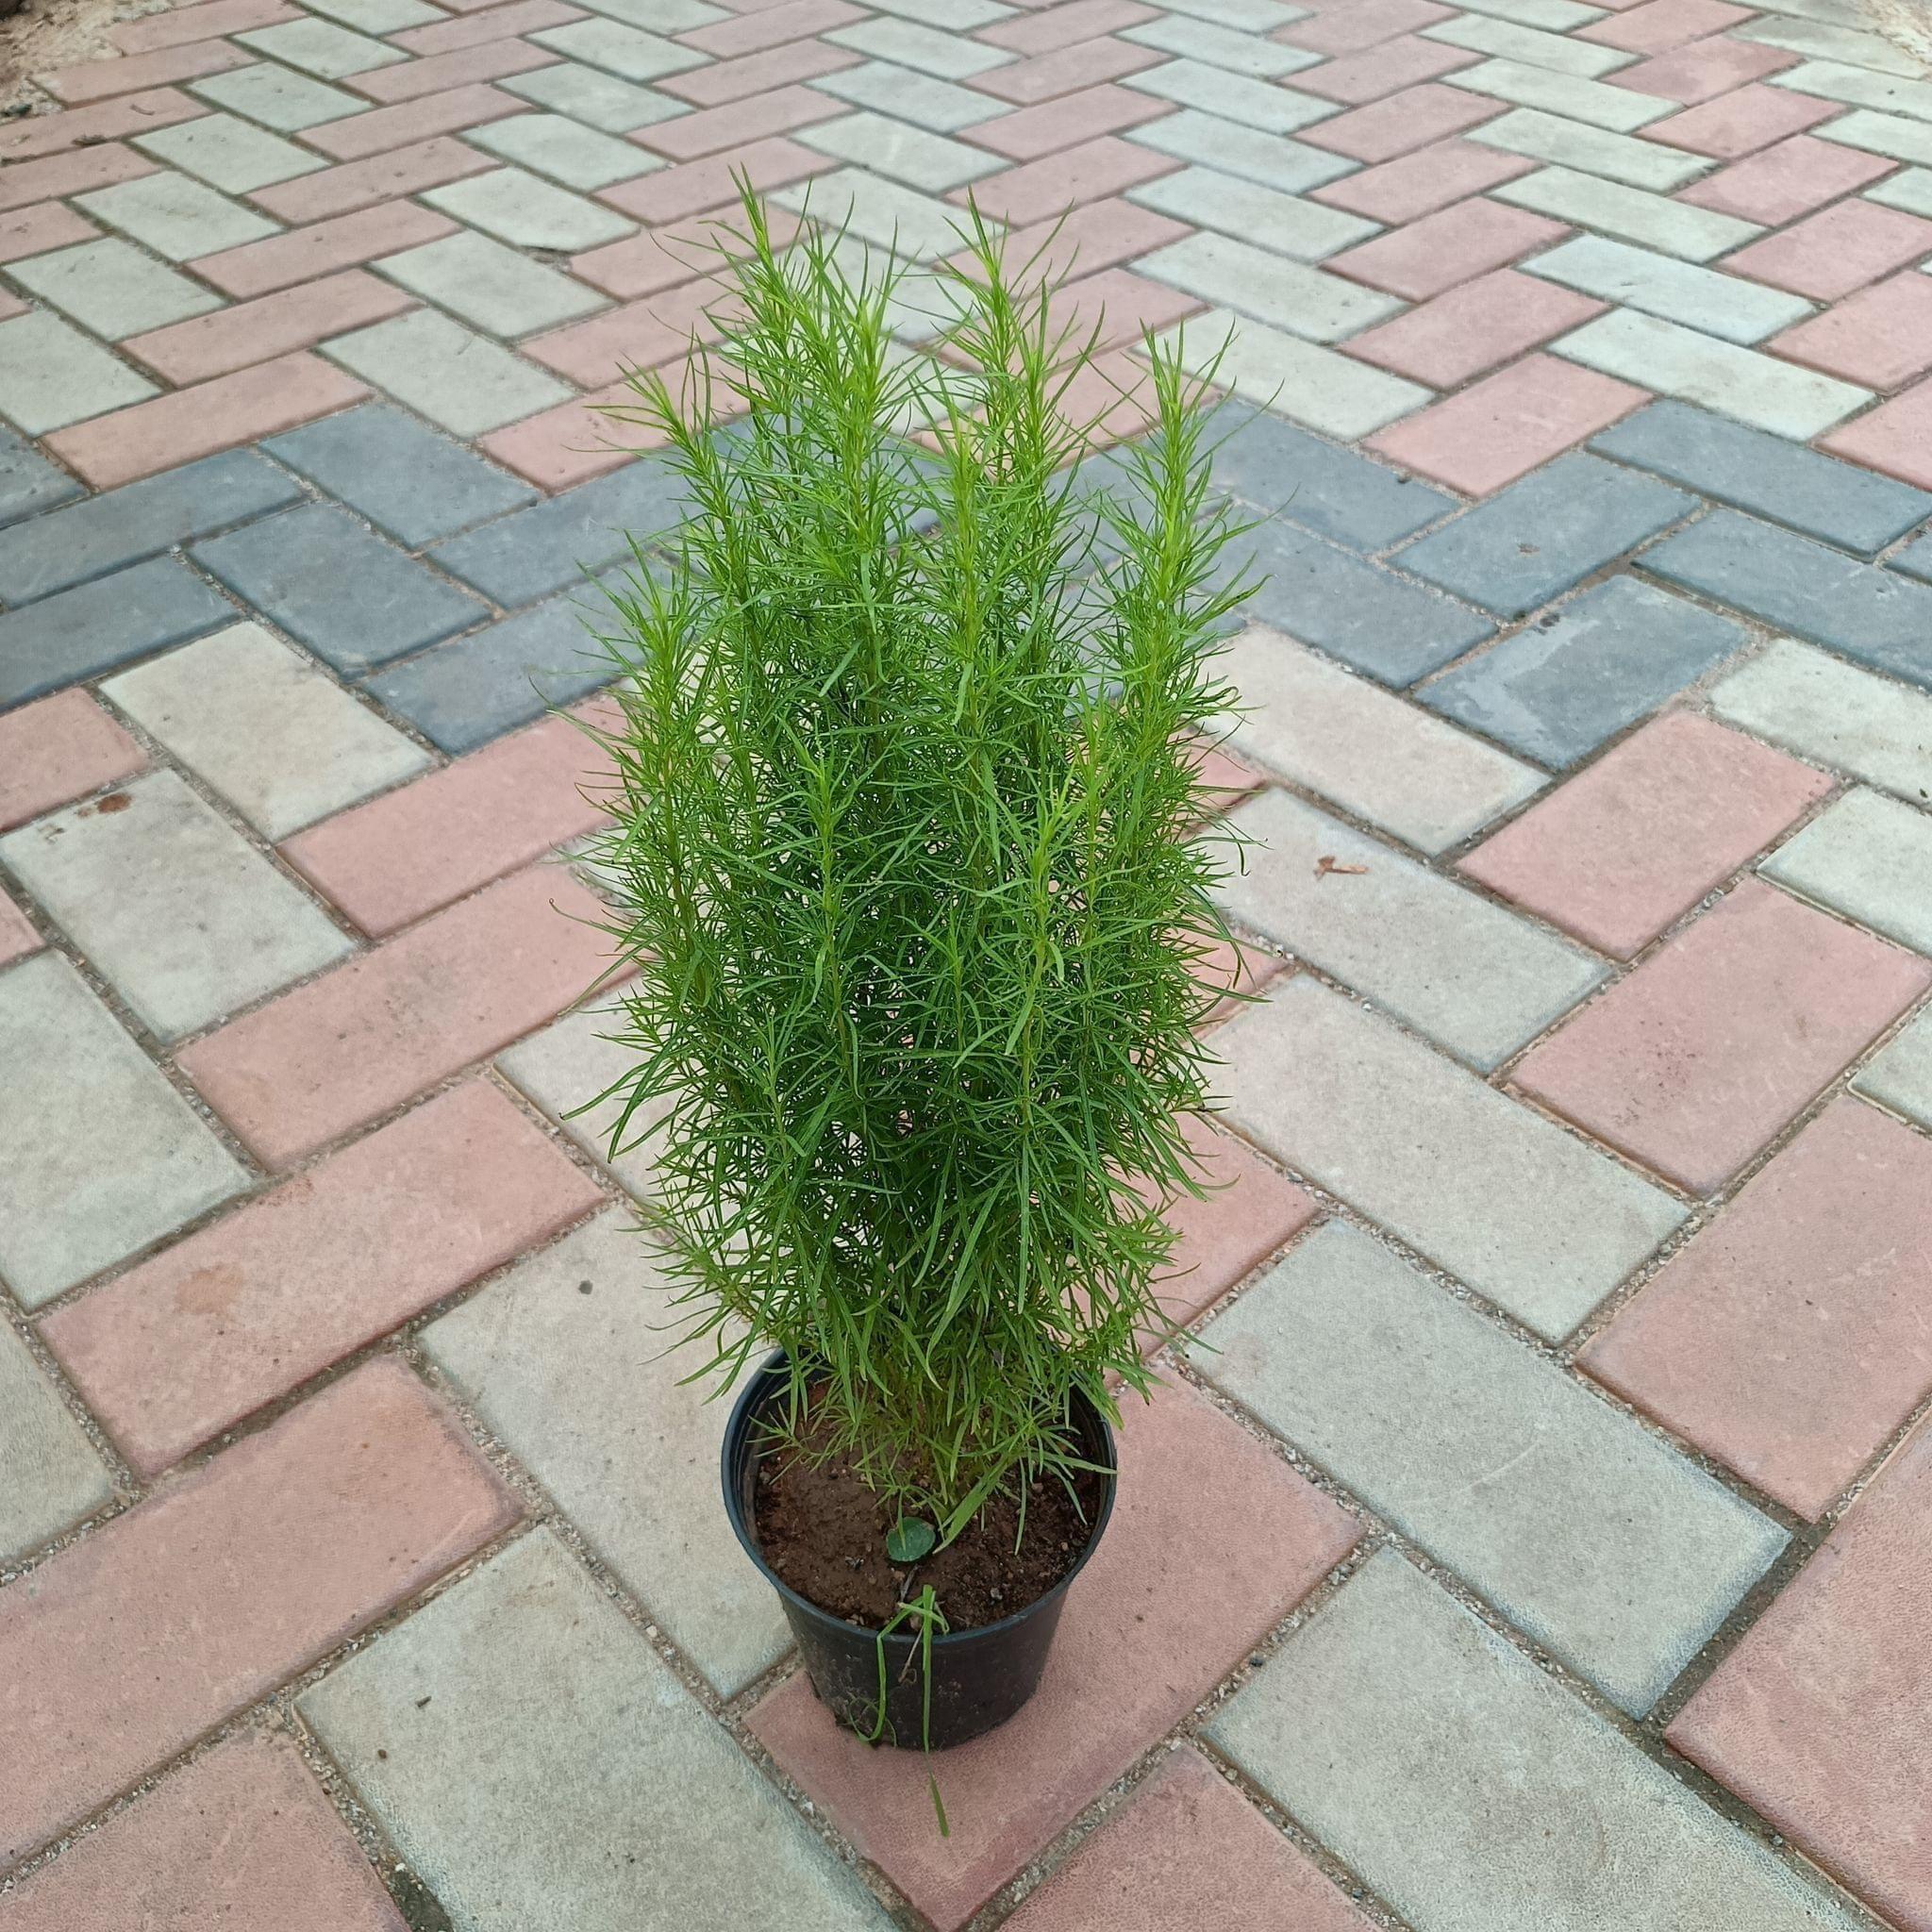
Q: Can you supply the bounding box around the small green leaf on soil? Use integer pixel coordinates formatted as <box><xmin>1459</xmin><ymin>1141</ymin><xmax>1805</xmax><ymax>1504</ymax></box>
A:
<box><xmin>886</xmin><ymin>1517</ymin><xmax>936</xmax><ymax>1564</ymax></box>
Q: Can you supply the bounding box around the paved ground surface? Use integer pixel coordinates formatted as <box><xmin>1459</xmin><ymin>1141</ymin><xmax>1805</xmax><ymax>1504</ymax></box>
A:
<box><xmin>5</xmin><ymin>0</ymin><xmax>1932</xmax><ymax>1923</ymax></box>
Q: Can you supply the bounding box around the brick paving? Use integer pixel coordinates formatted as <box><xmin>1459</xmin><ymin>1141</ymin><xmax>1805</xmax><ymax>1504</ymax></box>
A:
<box><xmin>3</xmin><ymin>0</ymin><xmax>1932</xmax><ymax>1919</ymax></box>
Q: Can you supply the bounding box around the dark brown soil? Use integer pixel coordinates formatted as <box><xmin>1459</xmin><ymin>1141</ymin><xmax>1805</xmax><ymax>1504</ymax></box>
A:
<box><xmin>751</xmin><ymin>1394</ymin><xmax>1108</xmax><ymax>1631</ymax></box>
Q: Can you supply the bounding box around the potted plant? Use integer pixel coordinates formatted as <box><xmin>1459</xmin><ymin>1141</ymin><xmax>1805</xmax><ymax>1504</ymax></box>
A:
<box><xmin>587</xmin><ymin>194</ymin><xmax>1250</xmax><ymax>1776</ymax></box>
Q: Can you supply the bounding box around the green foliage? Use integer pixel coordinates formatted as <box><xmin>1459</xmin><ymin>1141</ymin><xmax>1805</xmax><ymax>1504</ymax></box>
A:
<box><xmin>584</xmin><ymin>190</ymin><xmax>1254</xmax><ymax>1534</ymax></box>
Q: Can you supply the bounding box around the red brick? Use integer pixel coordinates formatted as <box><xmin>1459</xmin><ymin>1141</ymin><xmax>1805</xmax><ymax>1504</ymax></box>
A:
<box><xmin>1822</xmin><ymin>377</ymin><xmax>1932</xmax><ymax>491</ymax></box>
<box><xmin>1040</xmin><ymin>265</ymin><xmax>1202</xmax><ymax>353</ymax></box>
<box><xmin>523</xmin><ymin>275</ymin><xmax>728</xmax><ymax>384</ymax></box>
<box><xmin>748</xmin><ymin>1377</ymin><xmax>1359</xmax><ymax>1932</ymax></box>
<box><xmin>0</xmin><ymin>691</ymin><xmax>144</xmax><ymax>832</ymax></box>
<box><xmin>0</xmin><ymin>94</ymin><xmax>198</xmax><ymax>161</ymax></box>
<box><xmin>1005</xmin><ymin>1747</ymin><xmax>1372</xmax><ymax>1932</ymax></box>
<box><xmin>249</xmin><ymin>136</ymin><xmax>496</xmax><ymax>224</ymax></box>
<box><xmin>963</xmin><ymin>81</ymin><xmax>1170</xmax><ymax>161</ymax></box>
<box><xmin>655</xmin><ymin>38</ymin><xmax>859</xmax><ymax>106</ymax></box>
<box><xmin>951</xmin><ymin>133</ymin><xmax>1175</xmax><ymax>225</ymax></box>
<box><xmin>1457</xmin><ymin>710</ymin><xmax>1830</xmax><ymax>958</ymax></box>
<box><xmin>1342</xmin><ymin>265</ymin><xmax>1604</xmax><ymax>386</ymax></box>
<box><xmin>1292</xmin><ymin>32</ymin><xmax>1478</xmax><ymax>104</ymax></box>
<box><xmin>1583</xmin><ymin>1097</ymin><xmax>1932</xmax><ymax>1519</ymax></box>
<box><xmin>1041</xmin><ymin>341</ymin><xmax>1167</xmax><ymax>441</ymax></box>
<box><xmin>1149</xmin><ymin>1116</ymin><xmax>1315</xmax><ymax>1336</ymax></box>
<box><xmin>1668</xmin><ymin>1408</ymin><xmax>1932</xmax><ymax>1932</ymax></box>
<box><xmin>1577</xmin><ymin>0</ymin><xmax>1751</xmax><ymax>53</ymax></box>
<box><xmin>301</xmin><ymin>82</ymin><xmax>529</xmax><ymax>161</ymax></box>
<box><xmin>0</xmin><ymin>884</ymin><xmax>40</xmax><ymax>968</ymax></box>
<box><xmin>1308</xmin><ymin>136</ymin><xmax>1535</xmax><ymax>222</ymax></box>
<box><xmin>0</xmin><ymin>200</ymin><xmax>98</xmax><ymax>261</ymax></box>
<box><xmin>1328</xmin><ymin>196</ymin><xmax>1569</xmax><ymax>299</ymax></box>
<box><xmin>43</xmin><ymin>1083</ymin><xmax>603</xmax><ymax>1474</ymax></box>
<box><xmin>124</xmin><ymin>269</ymin><xmax>416</xmax><ymax>385</ymax></box>
<box><xmin>967</xmin><ymin>35</ymin><xmax>1164</xmax><ymax>106</ymax></box>
<box><xmin>283</xmin><ymin>711</ymin><xmax>614</xmax><ymax>936</ymax></box>
<box><xmin>476</xmin><ymin>381</ymin><xmax>651</xmax><ymax>486</ymax></box>
<box><xmin>1673</xmin><ymin>130</ymin><xmax>1895</xmax><ymax>222</ymax></box>
<box><xmin>629</xmin><ymin>83</ymin><xmax>842</xmax><ymax>158</ymax></box>
<box><xmin>678</xmin><ymin>0</ymin><xmax>864</xmax><ymax>56</ymax></box>
<box><xmin>1279</xmin><ymin>0</ymin><xmax>1454</xmax><ymax>55</ymax></box>
<box><xmin>0</xmin><ymin>1734</ymin><xmax>406</xmax><ymax>1932</ymax></box>
<box><xmin>1365</xmin><ymin>353</ymin><xmax>1647</xmax><ymax>495</ymax></box>
<box><xmin>0</xmin><ymin>140</ymin><xmax>163</xmax><ymax>205</ymax></box>
<box><xmin>1513</xmin><ymin>878</ymin><xmax>1931</xmax><ymax>1194</ymax></box>
<box><xmin>1638</xmin><ymin>78</ymin><xmax>1838</xmax><ymax>156</ymax></box>
<box><xmin>571</xmin><ymin>205</ymin><xmax>800</xmax><ymax>295</ymax></box>
<box><xmin>177</xmin><ymin>865</ymin><xmax>613</xmax><ymax>1169</ymax></box>
<box><xmin>978</xmin><ymin>0</ymin><xmax>1155</xmax><ymax>55</ymax></box>
<box><xmin>1607</xmin><ymin>34</ymin><xmax>1797</xmax><ymax>103</ymax></box>
<box><xmin>1725</xmin><ymin>198</ymin><xmax>1932</xmax><ymax>303</ymax></box>
<box><xmin>348</xmin><ymin>40</ymin><xmax>561</xmax><ymax>103</ymax></box>
<box><xmin>36</xmin><ymin>41</ymin><xmax>252</xmax><ymax>106</ymax></box>
<box><xmin>978</xmin><ymin>194</ymin><xmax>1189</xmax><ymax>282</ymax></box>
<box><xmin>191</xmin><ymin>199</ymin><xmax>458</xmax><ymax>298</ymax></box>
<box><xmin>391</xmin><ymin>0</ymin><xmax>584</xmax><ymax>54</ymax></box>
<box><xmin>1769</xmin><ymin>272</ymin><xmax>1932</xmax><ymax>391</ymax></box>
<box><xmin>1300</xmin><ymin>82</ymin><xmax>1505</xmax><ymax>162</ymax></box>
<box><xmin>0</xmin><ymin>286</ymin><xmax>24</xmax><ymax>320</ymax></box>
<box><xmin>109</xmin><ymin>0</ymin><xmax>293</xmax><ymax>52</ymax></box>
<box><xmin>0</xmin><ymin>1358</ymin><xmax>517</xmax><ymax>1868</ymax></box>
<box><xmin>596</xmin><ymin>135</ymin><xmax>831</xmax><ymax>223</ymax></box>
<box><xmin>44</xmin><ymin>352</ymin><xmax>370</xmax><ymax>491</ymax></box>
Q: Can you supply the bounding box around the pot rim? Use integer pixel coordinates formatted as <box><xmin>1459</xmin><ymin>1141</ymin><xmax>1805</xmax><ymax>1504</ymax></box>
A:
<box><xmin>721</xmin><ymin>1349</ymin><xmax>1118</xmax><ymax>1649</ymax></box>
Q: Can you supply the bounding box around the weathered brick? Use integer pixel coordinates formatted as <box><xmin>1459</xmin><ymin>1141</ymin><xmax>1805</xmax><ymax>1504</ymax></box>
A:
<box><xmin>1515</xmin><ymin>876</ymin><xmax>1931</xmax><ymax>1192</ymax></box>
<box><xmin>43</xmin><ymin>1081</ymin><xmax>601</xmax><ymax>1474</ymax></box>
<box><xmin>1215</xmin><ymin>975</ymin><xmax>1685</xmax><ymax>1337</ymax></box>
<box><xmin>1669</xmin><ymin>1410</ymin><xmax>1932</xmax><ymax>1932</ymax></box>
<box><xmin>1460</xmin><ymin>710</ymin><xmax>1830</xmax><ymax>957</ymax></box>
<box><xmin>1194</xmin><ymin>1220</ymin><xmax>1785</xmax><ymax>1711</ymax></box>
<box><xmin>1212</xmin><ymin>1550</ymin><xmax>1871</xmax><ymax>1932</ymax></box>
<box><xmin>177</xmin><ymin>864</ymin><xmax>613</xmax><ymax>1167</ymax></box>
<box><xmin>284</xmin><ymin>710</ymin><xmax>613</xmax><ymax>934</ymax></box>
<box><xmin>0</xmin><ymin>1358</ymin><xmax>517</xmax><ymax>1867</ymax></box>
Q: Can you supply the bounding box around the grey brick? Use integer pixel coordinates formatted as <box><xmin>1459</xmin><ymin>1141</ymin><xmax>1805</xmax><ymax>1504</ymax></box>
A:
<box><xmin>1126</xmin><ymin>108</ymin><xmax>1355</xmax><ymax>194</ymax></box>
<box><xmin>192</xmin><ymin>503</ymin><xmax>489</xmax><ymax>675</ymax></box>
<box><xmin>1854</xmin><ymin>1009</ymin><xmax>1932</xmax><ymax>1129</ymax></box>
<box><xmin>6</xmin><ymin>238</ymin><xmax>225</xmax><ymax>341</ymax></box>
<box><xmin>264</xmin><ymin>404</ymin><xmax>539</xmax><ymax>549</ymax></box>
<box><xmin>500</xmin><ymin>59</ymin><xmax>692</xmax><ymax>132</ymax></box>
<box><xmin>1760</xmin><ymin>787</ymin><xmax>1932</xmax><ymax>955</ymax></box>
<box><xmin>0</xmin><ymin>768</ymin><xmax>353</xmax><ymax>1043</ymax></box>
<box><xmin>0</xmin><ymin>558</ymin><xmax>233</xmax><ymax>708</ymax></box>
<box><xmin>1123</xmin><ymin>57</ymin><xmax>1342</xmax><ymax>133</ymax></box>
<box><xmin>0</xmin><ymin>310</ymin><xmax>158</xmax><ymax>436</ymax></box>
<box><xmin>1421</xmin><ymin>575</ymin><xmax>1749</xmax><ymax>767</ymax></box>
<box><xmin>1592</xmin><ymin>399</ymin><xmax>1932</xmax><ymax>557</ymax></box>
<box><xmin>0</xmin><ymin>451</ymin><xmax>301</xmax><ymax>606</ymax></box>
<box><xmin>423</xmin><ymin>1211</ymin><xmax>789</xmax><ymax>1694</ymax></box>
<box><xmin>188</xmin><ymin>60</ymin><xmax>364</xmax><ymax>131</ymax></box>
<box><xmin>1216</xmin><ymin>976</ymin><xmax>1685</xmax><ymax>1338</ymax></box>
<box><xmin>1208</xmin><ymin>404</ymin><xmax>1457</xmax><ymax>551</ymax></box>
<box><xmin>1227</xmin><ymin>517</ymin><xmax>1492</xmax><ymax>686</ymax></box>
<box><xmin>0</xmin><ymin>425</ymin><xmax>84</xmax><ymax>531</ymax></box>
<box><xmin>365</xmin><ymin>579</ymin><xmax>626</xmax><ymax>752</ymax></box>
<box><xmin>298</xmin><ymin>1530</ymin><xmax>888</xmax><ymax>1932</ymax></box>
<box><xmin>1218</xmin><ymin>786</ymin><xmax>1604</xmax><ymax>1070</ymax></box>
<box><xmin>1892</xmin><ymin>533</ymin><xmax>1932</xmax><ymax>585</ymax></box>
<box><xmin>426</xmin><ymin>456</ymin><xmax>690</xmax><ymax>606</ymax></box>
<box><xmin>1191</xmin><ymin>1223</ymin><xmax>1787</xmax><ymax>1712</ymax></box>
<box><xmin>0</xmin><ymin>1320</ymin><xmax>112</xmax><ymax>1564</ymax></box>
<box><xmin>0</xmin><ymin>953</ymin><xmax>247</xmax><ymax>1307</ymax></box>
<box><xmin>1392</xmin><ymin>452</ymin><xmax>1695</xmax><ymax>618</ymax></box>
<box><xmin>1640</xmin><ymin>509</ymin><xmax>1932</xmax><ymax>691</ymax></box>
<box><xmin>1210</xmin><ymin>1551</ymin><xmax>1872</xmax><ymax>1932</ymax></box>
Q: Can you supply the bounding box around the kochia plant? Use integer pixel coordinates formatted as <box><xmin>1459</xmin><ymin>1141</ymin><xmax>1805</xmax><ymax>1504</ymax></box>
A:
<box><xmin>588</xmin><ymin>193</ymin><xmax>1252</xmax><ymax>1540</ymax></box>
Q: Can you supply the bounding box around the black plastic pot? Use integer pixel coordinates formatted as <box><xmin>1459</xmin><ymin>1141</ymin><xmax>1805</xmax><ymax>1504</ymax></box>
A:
<box><xmin>723</xmin><ymin>1354</ymin><xmax>1117</xmax><ymax>1750</ymax></box>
